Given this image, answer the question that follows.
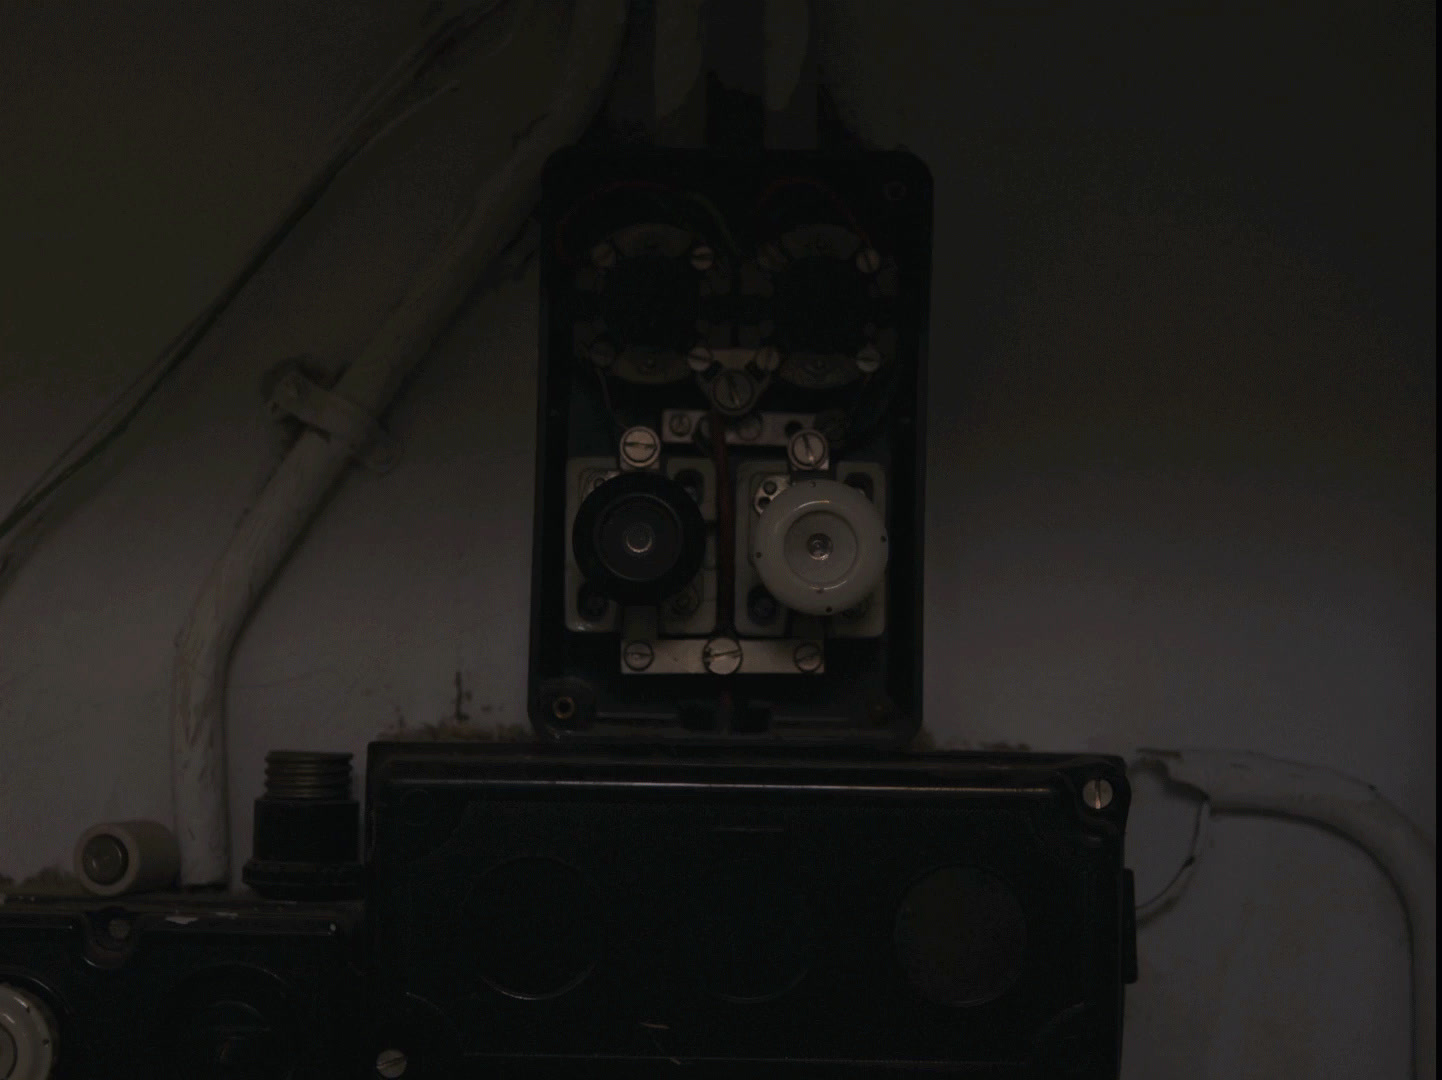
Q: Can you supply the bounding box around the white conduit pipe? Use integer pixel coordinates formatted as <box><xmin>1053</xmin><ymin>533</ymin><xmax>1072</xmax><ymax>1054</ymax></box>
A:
<box><xmin>172</xmin><ymin>0</ymin><xmax>629</xmax><ymax>887</ymax></box>
<box><xmin>1137</xmin><ymin>748</ymin><xmax>1436</xmax><ymax>1080</ymax></box>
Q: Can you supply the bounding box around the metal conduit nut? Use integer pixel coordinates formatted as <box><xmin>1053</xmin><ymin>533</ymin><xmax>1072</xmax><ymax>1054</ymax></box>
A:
<box><xmin>242</xmin><ymin>751</ymin><xmax>362</xmax><ymax>900</ymax></box>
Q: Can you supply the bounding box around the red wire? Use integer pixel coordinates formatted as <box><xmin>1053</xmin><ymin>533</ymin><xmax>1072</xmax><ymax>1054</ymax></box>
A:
<box><xmin>709</xmin><ymin>409</ymin><xmax>735</xmax><ymax>631</ymax></box>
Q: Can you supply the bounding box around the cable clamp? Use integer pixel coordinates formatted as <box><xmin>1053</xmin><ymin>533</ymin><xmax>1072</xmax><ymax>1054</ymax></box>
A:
<box><xmin>267</xmin><ymin>369</ymin><xmax>398</xmax><ymax>473</ymax></box>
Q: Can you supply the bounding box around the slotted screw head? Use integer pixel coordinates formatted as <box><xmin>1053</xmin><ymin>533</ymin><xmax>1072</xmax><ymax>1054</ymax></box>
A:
<box><xmin>702</xmin><ymin>637</ymin><xmax>742</xmax><ymax>675</ymax></box>
<box><xmin>1082</xmin><ymin>778</ymin><xmax>1114</xmax><ymax>810</ymax></box>
<box><xmin>793</xmin><ymin>642</ymin><xmax>823</xmax><ymax>673</ymax></box>
<box><xmin>711</xmin><ymin>371</ymin><xmax>755</xmax><ymax>412</ymax></box>
<box><xmin>623</xmin><ymin>641</ymin><xmax>655</xmax><ymax>671</ymax></box>
<box><xmin>619</xmin><ymin>426</ymin><xmax>661</xmax><ymax>468</ymax></box>
<box><xmin>788</xmin><ymin>429</ymin><xmax>829</xmax><ymax>470</ymax></box>
<box><xmin>376</xmin><ymin>1049</ymin><xmax>409</xmax><ymax>1078</ymax></box>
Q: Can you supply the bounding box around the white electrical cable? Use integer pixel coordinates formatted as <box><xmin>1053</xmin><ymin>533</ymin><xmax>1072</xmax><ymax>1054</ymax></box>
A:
<box><xmin>1135</xmin><ymin>748</ymin><xmax>1436</xmax><ymax>1080</ymax></box>
<box><xmin>172</xmin><ymin>0</ymin><xmax>630</xmax><ymax>887</ymax></box>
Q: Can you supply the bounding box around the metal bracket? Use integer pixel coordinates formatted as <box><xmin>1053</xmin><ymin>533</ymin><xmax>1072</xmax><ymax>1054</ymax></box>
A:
<box><xmin>619</xmin><ymin>608</ymin><xmax>824</xmax><ymax>675</ymax></box>
<box><xmin>661</xmin><ymin>409</ymin><xmax>817</xmax><ymax>447</ymax></box>
<box><xmin>267</xmin><ymin>370</ymin><xmax>398</xmax><ymax>473</ymax></box>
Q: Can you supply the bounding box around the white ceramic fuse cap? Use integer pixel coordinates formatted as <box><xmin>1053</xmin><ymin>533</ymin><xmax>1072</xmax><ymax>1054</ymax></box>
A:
<box><xmin>0</xmin><ymin>983</ymin><xmax>56</xmax><ymax>1080</ymax></box>
<box><xmin>73</xmin><ymin>820</ymin><xmax>180</xmax><ymax>898</ymax></box>
<box><xmin>752</xmin><ymin>478</ymin><xmax>888</xmax><ymax>616</ymax></box>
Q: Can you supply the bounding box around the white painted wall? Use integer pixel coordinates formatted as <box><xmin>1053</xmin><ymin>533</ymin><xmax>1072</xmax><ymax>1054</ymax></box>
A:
<box><xmin>1</xmin><ymin>4</ymin><xmax>1433</xmax><ymax>1077</ymax></box>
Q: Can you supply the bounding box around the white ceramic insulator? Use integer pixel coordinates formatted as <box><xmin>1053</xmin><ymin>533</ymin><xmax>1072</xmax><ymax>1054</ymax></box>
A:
<box><xmin>73</xmin><ymin>820</ymin><xmax>180</xmax><ymax>898</ymax></box>
<box><xmin>752</xmin><ymin>478</ymin><xmax>888</xmax><ymax>616</ymax></box>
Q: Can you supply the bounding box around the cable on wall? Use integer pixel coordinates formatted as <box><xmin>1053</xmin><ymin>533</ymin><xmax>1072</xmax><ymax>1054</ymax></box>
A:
<box><xmin>170</xmin><ymin>0</ymin><xmax>630</xmax><ymax>888</ymax></box>
<box><xmin>1134</xmin><ymin>747</ymin><xmax>1436</xmax><ymax>1080</ymax></box>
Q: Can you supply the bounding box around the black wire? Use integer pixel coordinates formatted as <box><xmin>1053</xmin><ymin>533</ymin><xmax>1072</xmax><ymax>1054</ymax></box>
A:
<box><xmin>1135</xmin><ymin>797</ymin><xmax>1212</xmax><ymax>924</ymax></box>
<box><xmin>0</xmin><ymin>11</ymin><xmax>490</xmax><ymax>547</ymax></box>
<box><xmin>595</xmin><ymin>367</ymin><xmax>628</xmax><ymax>431</ymax></box>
